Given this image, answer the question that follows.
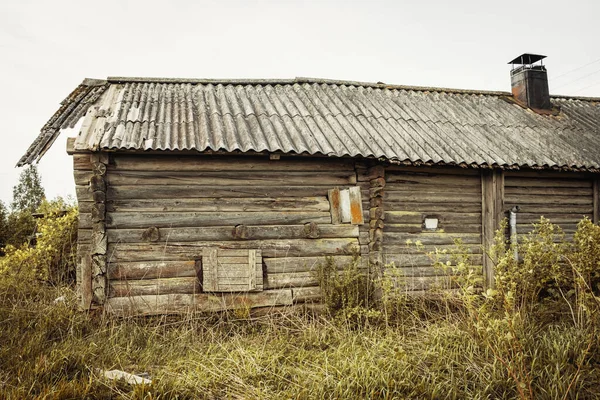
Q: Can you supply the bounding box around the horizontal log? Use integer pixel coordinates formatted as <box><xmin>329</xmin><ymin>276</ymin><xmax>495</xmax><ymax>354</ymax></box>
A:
<box><xmin>385</xmin><ymin>201</ymin><xmax>482</xmax><ymax>213</ymax></box>
<box><xmin>75</xmin><ymin>185</ymin><xmax>94</xmax><ymax>202</ymax></box>
<box><xmin>503</xmin><ymin>170</ymin><xmax>590</xmax><ymax>179</ymax></box>
<box><xmin>110</xmin><ymin>155</ymin><xmax>354</xmax><ymax>172</ymax></box>
<box><xmin>73</xmin><ymin>154</ymin><xmax>93</xmax><ymax>171</ymax></box>
<box><xmin>385</xmin><ymin>223</ymin><xmax>482</xmax><ymax>234</ymax></box>
<box><xmin>105</xmin><ymin>289</ymin><xmax>294</xmax><ymax>315</ymax></box>
<box><xmin>78</xmin><ymin>229</ymin><xmax>92</xmax><ymax>244</ymax></box>
<box><xmin>385</xmin><ymin>173</ymin><xmax>480</xmax><ymax>186</ymax></box>
<box><xmin>264</xmin><ymin>256</ymin><xmax>356</xmax><ymax>273</ymax></box>
<box><xmin>503</xmin><ymin>203</ymin><xmax>593</xmax><ymax>214</ymax></box>
<box><xmin>516</xmin><ymin>213</ymin><xmax>592</xmax><ymax>224</ymax></box>
<box><xmin>107</xmin><ymin>197</ymin><xmax>330</xmax><ymax>212</ymax></box>
<box><xmin>383</xmin><ymin>244</ymin><xmax>483</xmax><ymax>255</ymax></box>
<box><xmin>292</xmin><ymin>286</ymin><xmax>322</xmax><ymax>303</ymax></box>
<box><xmin>107</xmin><ymin>239</ymin><xmax>360</xmax><ymax>262</ymax></box>
<box><xmin>385</xmin><ymin>211</ymin><xmax>481</xmax><ymax>225</ymax></box>
<box><xmin>504</xmin><ymin>186</ymin><xmax>592</xmax><ymax>196</ymax></box>
<box><xmin>107</xmin><ymin>185</ymin><xmax>334</xmax><ymax>200</ymax></box>
<box><xmin>504</xmin><ymin>194</ymin><xmax>592</xmax><ymax>205</ymax></box>
<box><xmin>74</xmin><ymin>170</ymin><xmax>93</xmax><ymax>185</ymax></box>
<box><xmin>384</xmin><ymin>275</ymin><xmax>461</xmax><ymax>292</ymax></box>
<box><xmin>106</xmin><ymin>211</ymin><xmax>331</xmax><ymax>229</ymax></box>
<box><xmin>385</xmin><ymin>166</ymin><xmax>480</xmax><ymax>176</ymax></box>
<box><xmin>109</xmin><ymin>277</ymin><xmax>200</xmax><ymax>297</ymax></box>
<box><xmin>107</xmin><ymin>224</ymin><xmax>359</xmax><ymax>243</ymax></box>
<box><xmin>106</xmin><ymin>170</ymin><xmax>356</xmax><ymax>187</ymax></box>
<box><xmin>385</xmin><ymin>191</ymin><xmax>482</xmax><ymax>203</ymax></box>
<box><xmin>504</xmin><ymin>177</ymin><xmax>592</xmax><ymax>188</ymax></box>
<box><xmin>383</xmin><ymin>253</ymin><xmax>484</xmax><ymax>269</ymax></box>
<box><xmin>108</xmin><ymin>261</ymin><xmax>197</xmax><ymax>280</ymax></box>
<box><xmin>383</xmin><ymin>232</ymin><xmax>481</xmax><ymax>245</ymax></box>
<box><xmin>265</xmin><ymin>272</ymin><xmax>317</xmax><ymax>289</ymax></box>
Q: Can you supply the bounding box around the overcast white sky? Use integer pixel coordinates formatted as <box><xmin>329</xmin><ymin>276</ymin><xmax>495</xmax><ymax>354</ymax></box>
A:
<box><xmin>1</xmin><ymin>0</ymin><xmax>599</xmax><ymax>206</ymax></box>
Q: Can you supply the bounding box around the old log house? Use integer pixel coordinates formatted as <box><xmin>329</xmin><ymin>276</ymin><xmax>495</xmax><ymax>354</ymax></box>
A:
<box><xmin>18</xmin><ymin>54</ymin><xmax>600</xmax><ymax>315</ymax></box>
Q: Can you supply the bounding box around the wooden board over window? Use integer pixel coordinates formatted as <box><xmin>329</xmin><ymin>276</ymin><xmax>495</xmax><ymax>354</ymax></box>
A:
<box><xmin>202</xmin><ymin>248</ymin><xmax>263</xmax><ymax>292</ymax></box>
<box><xmin>328</xmin><ymin>187</ymin><xmax>364</xmax><ymax>225</ymax></box>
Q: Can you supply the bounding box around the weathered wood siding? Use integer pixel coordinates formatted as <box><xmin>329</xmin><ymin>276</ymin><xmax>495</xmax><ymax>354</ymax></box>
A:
<box><xmin>382</xmin><ymin>166</ymin><xmax>484</xmax><ymax>292</ymax></box>
<box><xmin>504</xmin><ymin>171</ymin><xmax>595</xmax><ymax>240</ymax></box>
<box><xmin>100</xmin><ymin>154</ymin><xmax>362</xmax><ymax>315</ymax></box>
<box><xmin>73</xmin><ymin>154</ymin><xmax>93</xmax><ymax>308</ymax></box>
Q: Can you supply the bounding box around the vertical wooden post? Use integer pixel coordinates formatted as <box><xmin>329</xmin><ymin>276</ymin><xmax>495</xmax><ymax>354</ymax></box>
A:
<box><xmin>90</xmin><ymin>153</ymin><xmax>108</xmax><ymax>304</ymax></box>
<box><xmin>593</xmin><ymin>180</ymin><xmax>599</xmax><ymax>224</ymax></box>
<box><xmin>482</xmin><ymin>169</ymin><xmax>504</xmax><ymax>289</ymax></box>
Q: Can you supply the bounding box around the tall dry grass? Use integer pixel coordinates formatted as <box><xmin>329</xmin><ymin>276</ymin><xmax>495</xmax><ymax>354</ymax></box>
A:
<box><xmin>0</xmin><ymin>215</ymin><xmax>599</xmax><ymax>399</ymax></box>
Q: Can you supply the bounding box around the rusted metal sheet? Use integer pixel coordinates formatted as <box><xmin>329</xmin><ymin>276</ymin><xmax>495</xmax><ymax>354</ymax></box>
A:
<box><xmin>19</xmin><ymin>77</ymin><xmax>600</xmax><ymax>171</ymax></box>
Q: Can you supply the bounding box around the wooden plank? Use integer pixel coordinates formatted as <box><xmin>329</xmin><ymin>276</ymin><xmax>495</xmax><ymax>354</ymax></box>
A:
<box><xmin>349</xmin><ymin>186</ymin><xmax>364</xmax><ymax>224</ymax></box>
<box><xmin>504</xmin><ymin>194</ymin><xmax>592</xmax><ymax>205</ymax></box>
<box><xmin>107</xmin><ymin>185</ymin><xmax>333</xmax><ymax>200</ymax></box>
<box><xmin>255</xmin><ymin>249</ymin><xmax>263</xmax><ymax>290</ymax></box>
<box><xmin>383</xmin><ymin>232</ymin><xmax>482</xmax><ymax>245</ymax></box>
<box><xmin>328</xmin><ymin>188</ymin><xmax>341</xmax><ymax>224</ymax></box>
<box><xmin>105</xmin><ymin>289</ymin><xmax>294</xmax><ymax>316</ymax></box>
<box><xmin>339</xmin><ymin>189</ymin><xmax>351</xmax><ymax>223</ymax></box>
<box><xmin>385</xmin><ymin>211</ymin><xmax>481</xmax><ymax>225</ymax></box>
<box><xmin>107</xmin><ymin>239</ymin><xmax>360</xmax><ymax>262</ymax></box>
<box><xmin>107</xmin><ymin>197</ymin><xmax>330</xmax><ymax>213</ymax></box>
<box><xmin>594</xmin><ymin>180</ymin><xmax>599</xmax><ymax>224</ymax></box>
<box><xmin>248</xmin><ymin>250</ymin><xmax>256</xmax><ymax>290</ymax></box>
<box><xmin>385</xmin><ymin>191</ymin><xmax>482</xmax><ymax>203</ymax></box>
<box><xmin>80</xmin><ymin>256</ymin><xmax>92</xmax><ymax>309</ymax></box>
<box><xmin>517</xmin><ymin>213</ymin><xmax>592</xmax><ymax>224</ymax></box>
<box><xmin>386</xmin><ymin>223</ymin><xmax>482</xmax><ymax>234</ymax></box>
<box><xmin>504</xmin><ymin>186</ymin><xmax>592</xmax><ymax>196</ymax></box>
<box><xmin>503</xmin><ymin>170</ymin><xmax>590</xmax><ymax>179</ymax></box>
<box><xmin>385</xmin><ymin>165</ymin><xmax>480</xmax><ymax>175</ymax></box>
<box><xmin>292</xmin><ymin>286</ymin><xmax>322</xmax><ymax>303</ymax></box>
<box><xmin>384</xmin><ymin>244</ymin><xmax>483</xmax><ymax>255</ymax></box>
<box><xmin>73</xmin><ymin>154</ymin><xmax>93</xmax><ymax>170</ymax></box>
<box><xmin>106</xmin><ymin>170</ymin><xmax>356</xmax><ymax>187</ymax></box>
<box><xmin>106</xmin><ymin>211</ymin><xmax>332</xmax><ymax>229</ymax></box>
<box><xmin>481</xmin><ymin>171</ymin><xmax>495</xmax><ymax>289</ymax></box>
<box><xmin>106</xmin><ymin>224</ymin><xmax>359</xmax><ymax>243</ymax></box>
<box><xmin>504</xmin><ymin>177</ymin><xmax>592</xmax><ymax>188</ymax></box>
<box><xmin>264</xmin><ymin>256</ymin><xmax>355</xmax><ymax>273</ymax></box>
<box><xmin>266</xmin><ymin>272</ymin><xmax>318</xmax><ymax>289</ymax></box>
<box><xmin>385</xmin><ymin>173</ymin><xmax>480</xmax><ymax>186</ymax></box>
<box><xmin>109</xmin><ymin>277</ymin><xmax>200</xmax><ymax>297</ymax></box>
<box><xmin>108</xmin><ymin>261</ymin><xmax>197</xmax><ymax>280</ymax></box>
<box><xmin>383</xmin><ymin>253</ymin><xmax>483</xmax><ymax>269</ymax></box>
<box><xmin>503</xmin><ymin>203</ymin><xmax>594</xmax><ymax>214</ymax></box>
<box><xmin>203</xmin><ymin>248</ymin><xmax>218</xmax><ymax>292</ymax></box>
<box><xmin>110</xmin><ymin>155</ymin><xmax>354</xmax><ymax>172</ymax></box>
<box><xmin>385</xmin><ymin>202</ymin><xmax>483</xmax><ymax>213</ymax></box>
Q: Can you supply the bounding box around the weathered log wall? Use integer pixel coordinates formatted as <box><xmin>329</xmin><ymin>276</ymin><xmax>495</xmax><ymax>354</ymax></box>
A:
<box><xmin>100</xmin><ymin>154</ymin><xmax>362</xmax><ymax>315</ymax></box>
<box><xmin>382</xmin><ymin>166</ymin><xmax>484</xmax><ymax>292</ymax></box>
<box><xmin>72</xmin><ymin>151</ymin><xmax>600</xmax><ymax>314</ymax></box>
<box><xmin>504</xmin><ymin>171</ymin><xmax>595</xmax><ymax>240</ymax></box>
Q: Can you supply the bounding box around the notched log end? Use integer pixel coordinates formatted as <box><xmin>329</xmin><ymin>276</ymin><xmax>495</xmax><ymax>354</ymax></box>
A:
<box><xmin>303</xmin><ymin>222</ymin><xmax>320</xmax><ymax>239</ymax></box>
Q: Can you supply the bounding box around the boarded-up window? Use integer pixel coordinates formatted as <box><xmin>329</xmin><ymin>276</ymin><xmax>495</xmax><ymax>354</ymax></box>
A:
<box><xmin>328</xmin><ymin>187</ymin><xmax>364</xmax><ymax>224</ymax></box>
<box><xmin>202</xmin><ymin>248</ymin><xmax>263</xmax><ymax>292</ymax></box>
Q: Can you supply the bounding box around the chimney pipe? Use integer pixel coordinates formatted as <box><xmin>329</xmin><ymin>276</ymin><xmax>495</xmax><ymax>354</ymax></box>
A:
<box><xmin>508</xmin><ymin>53</ymin><xmax>552</xmax><ymax>111</ymax></box>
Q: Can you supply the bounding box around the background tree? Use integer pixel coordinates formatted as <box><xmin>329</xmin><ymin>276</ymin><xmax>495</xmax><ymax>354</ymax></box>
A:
<box><xmin>4</xmin><ymin>166</ymin><xmax>46</xmax><ymax>247</ymax></box>
<box><xmin>0</xmin><ymin>201</ymin><xmax>8</xmax><ymax>255</ymax></box>
<box><xmin>11</xmin><ymin>165</ymin><xmax>45</xmax><ymax>212</ymax></box>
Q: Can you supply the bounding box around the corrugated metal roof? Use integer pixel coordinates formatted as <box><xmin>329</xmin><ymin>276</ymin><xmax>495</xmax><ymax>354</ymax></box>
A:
<box><xmin>18</xmin><ymin>77</ymin><xmax>600</xmax><ymax>171</ymax></box>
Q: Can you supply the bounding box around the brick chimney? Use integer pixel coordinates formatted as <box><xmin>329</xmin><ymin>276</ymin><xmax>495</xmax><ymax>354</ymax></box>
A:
<box><xmin>508</xmin><ymin>53</ymin><xmax>552</xmax><ymax>111</ymax></box>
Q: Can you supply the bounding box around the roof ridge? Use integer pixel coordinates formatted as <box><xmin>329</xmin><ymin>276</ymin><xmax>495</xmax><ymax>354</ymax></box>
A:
<box><xmin>101</xmin><ymin>76</ymin><xmax>600</xmax><ymax>101</ymax></box>
<box><xmin>106</xmin><ymin>76</ymin><xmax>513</xmax><ymax>96</ymax></box>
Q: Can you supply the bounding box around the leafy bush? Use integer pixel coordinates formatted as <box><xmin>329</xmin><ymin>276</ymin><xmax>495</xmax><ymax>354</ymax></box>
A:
<box><xmin>0</xmin><ymin>198</ymin><xmax>78</xmax><ymax>285</ymax></box>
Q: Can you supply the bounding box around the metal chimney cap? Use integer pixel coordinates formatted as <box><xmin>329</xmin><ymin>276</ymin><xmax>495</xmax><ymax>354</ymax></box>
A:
<box><xmin>508</xmin><ymin>53</ymin><xmax>547</xmax><ymax>65</ymax></box>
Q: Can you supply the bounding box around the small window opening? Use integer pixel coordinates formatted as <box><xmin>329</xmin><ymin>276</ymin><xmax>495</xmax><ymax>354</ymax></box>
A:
<box><xmin>424</xmin><ymin>217</ymin><xmax>439</xmax><ymax>231</ymax></box>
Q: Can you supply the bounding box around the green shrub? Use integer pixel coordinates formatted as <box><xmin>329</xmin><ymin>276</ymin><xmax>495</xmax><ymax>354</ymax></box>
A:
<box><xmin>0</xmin><ymin>198</ymin><xmax>78</xmax><ymax>285</ymax></box>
